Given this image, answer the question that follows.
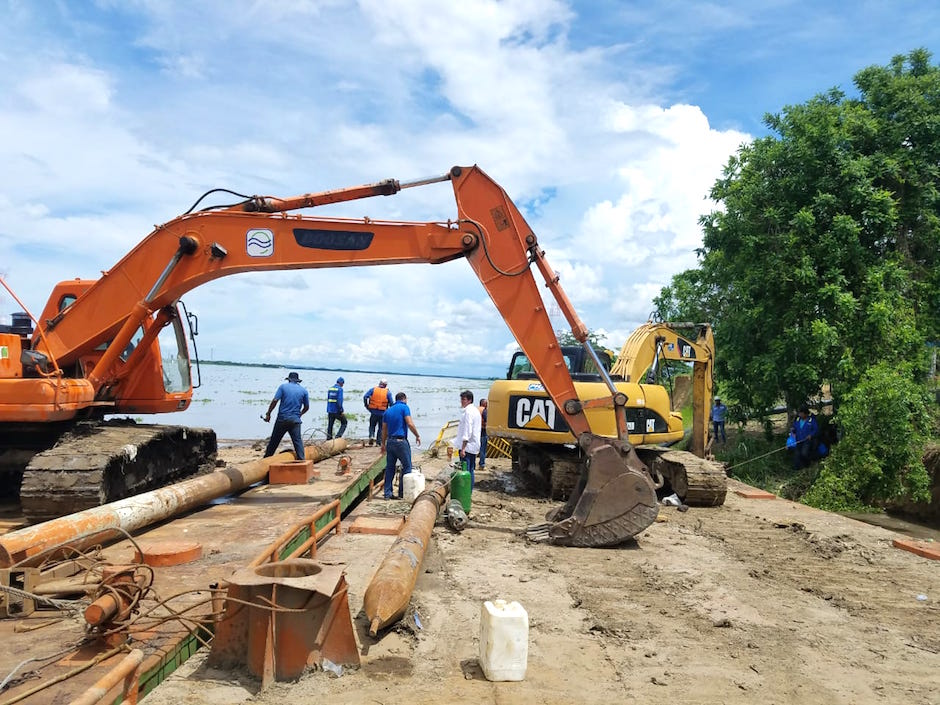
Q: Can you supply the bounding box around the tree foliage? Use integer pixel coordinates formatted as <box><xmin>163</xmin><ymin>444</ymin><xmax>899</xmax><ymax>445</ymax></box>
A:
<box><xmin>655</xmin><ymin>49</ymin><xmax>940</xmax><ymax>506</ymax></box>
<box><xmin>555</xmin><ymin>329</ymin><xmax>607</xmax><ymax>349</ymax></box>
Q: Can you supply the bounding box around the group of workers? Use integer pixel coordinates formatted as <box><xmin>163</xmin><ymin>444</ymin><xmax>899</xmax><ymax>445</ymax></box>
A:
<box><xmin>262</xmin><ymin>372</ymin><xmax>488</xmax><ymax>499</ymax></box>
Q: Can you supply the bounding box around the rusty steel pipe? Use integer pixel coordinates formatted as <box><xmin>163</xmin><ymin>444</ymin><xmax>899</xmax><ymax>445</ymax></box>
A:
<box><xmin>363</xmin><ymin>479</ymin><xmax>449</xmax><ymax>636</ymax></box>
<box><xmin>83</xmin><ymin>592</ymin><xmax>122</xmax><ymax>628</ymax></box>
<box><xmin>0</xmin><ymin>440</ymin><xmax>347</xmax><ymax>568</ymax></box>
<box><xmin>67</xmin><ymin>648</ymin><xmax>144</xmax><ymax>705</ymax></box>
<box><xmin>84</xmin><ymin>570</ymin><xmax>149</xmax><ymax>627</ymax></box>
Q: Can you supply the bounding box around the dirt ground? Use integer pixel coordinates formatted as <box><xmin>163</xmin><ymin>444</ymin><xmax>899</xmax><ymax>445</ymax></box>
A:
<box><xmin>145</xmin><ymin>444</ymin><xmax>940</xmax><ymax>705</ymax></box>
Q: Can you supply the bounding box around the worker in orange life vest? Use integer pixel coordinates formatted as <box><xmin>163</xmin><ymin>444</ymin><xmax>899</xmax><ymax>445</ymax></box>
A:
<box><xmin>364</xmin><ymin>379</ymin><xmax>393</xmax><ymax>446</ymax></box>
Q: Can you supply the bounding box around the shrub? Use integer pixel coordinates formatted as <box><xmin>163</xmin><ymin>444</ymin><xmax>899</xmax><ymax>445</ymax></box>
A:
<box><xmin>803</xmin><ymin>363</ymin><xmax>931</xmax><ymax>511</ymax></box>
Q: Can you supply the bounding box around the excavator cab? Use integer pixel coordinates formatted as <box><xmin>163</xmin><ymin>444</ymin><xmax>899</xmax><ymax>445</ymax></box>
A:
<box><xmin>507</xmin><ymin>347</ymin><xmax>618</xmax><ymax>382</ymax></box>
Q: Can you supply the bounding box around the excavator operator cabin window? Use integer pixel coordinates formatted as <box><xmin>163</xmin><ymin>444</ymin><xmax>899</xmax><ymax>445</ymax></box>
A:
<box><xmin>58</xmin><ymin>294</ymin><xmax>77</xmax><ymax>312</ymax></box>
<box><xmin>158</xmin><ymin>313</ymin><xmax>191</xmax><ymax>393</ymax></box>
<box><xmin>120</xmin><ymin>327</ymin><xmax>145</xmax><ymax>362</ymax></box>
<box><xmin>563</xmin><ymin>353</ymin><xmax>575</xmax><ymax>373</ymax></box>
<box><xmin>508</xmin><ymin>353</ymin><xmax>534</xmax><ymax>380</ymax></box>
<box><xmin>583</xmin><ymin>350</ymin><xmax>612</xmax><ymax>376</ymax></box>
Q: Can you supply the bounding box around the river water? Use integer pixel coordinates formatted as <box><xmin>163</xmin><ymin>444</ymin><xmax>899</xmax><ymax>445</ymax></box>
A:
<box><xmin>120</xmin><ymin>362</ymin><xmax>493</xmax><ymax>445</ymax></box>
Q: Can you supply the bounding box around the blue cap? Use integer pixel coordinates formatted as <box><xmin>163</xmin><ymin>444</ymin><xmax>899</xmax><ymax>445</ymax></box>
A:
<box><xmin>336</xmin><ymin>377</ymin><xmax>345</xmax><ymax>384</ymax></box>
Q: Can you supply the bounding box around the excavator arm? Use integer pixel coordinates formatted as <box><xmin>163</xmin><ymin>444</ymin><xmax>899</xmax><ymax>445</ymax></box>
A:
<box><xmin>611</xmin><ymin>321</ymin><xmax>715</xmax><ymax>457</ymax></box>
<box><xmin>36</xmin><ymin>167</ymin><xmax>596</xmax><ymax>433</ymax></box>
<box><xmin>26</xmin><ymin>165</ymin><xmax>657</xmax><ymax>545</ymax></box>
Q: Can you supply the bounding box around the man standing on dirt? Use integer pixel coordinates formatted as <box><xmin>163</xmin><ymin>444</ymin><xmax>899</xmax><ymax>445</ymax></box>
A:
<box><xmin>455</xmin><ymin>389</ymin><xmax>482</xmax><ymax>487</ymax></box>
<box><xmin>263</xmin><ymin>371</ymin><xmax>310</xmax><ymax>460</ymax></box>
<box><xmin>478</xmin><ymin>398</ymin><xmax>488</xmax><ymax>469</ymax></box>
<box><xmin>363</xmin><ymin>378</ymin><xmax>393</xmax><ymax>446</ymax></box>
<box><xmin>710</xmin><ymin>397</ymin><xmax>728</xmax><ymax>444</ymax></box>
<box><xmin>381</xmin><ymin>392</ymin><xmax>421</xmax><ymax>499</ymax></box>
<box><xmin>326</xmin><ymin>377</ymin><xmax>347</xmax><ymax>440</ymax></box>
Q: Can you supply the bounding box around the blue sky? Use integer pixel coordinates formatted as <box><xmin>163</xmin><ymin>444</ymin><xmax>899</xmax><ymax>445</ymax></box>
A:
<box><xmin>1</xmin><ymin>1</ymin><xmax>938</xmax><ymax>378</ymax></box>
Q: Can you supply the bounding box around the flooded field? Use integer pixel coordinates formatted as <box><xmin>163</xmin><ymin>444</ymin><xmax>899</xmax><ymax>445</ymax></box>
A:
<box><xmin>119</xmin><ymin>362</ymin><xmax>493</xmax><ymax>443</ymax></box>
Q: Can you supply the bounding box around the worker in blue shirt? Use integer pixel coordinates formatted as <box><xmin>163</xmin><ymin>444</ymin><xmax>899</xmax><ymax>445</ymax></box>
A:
<box><xmin>789</xmin><ymin>404</ymin><xmax>819</xmax><ymax>469</ymax></box>
<box><xmin>710</xmin><ymin>397</ymin><xmax>728</xmax><ymax>443</ymax></box>
<box><xmin>326</xmin><ymin>377</ymin><xmax>347</xmax><ymax>440</ymax></box>
<box><xmin>381</xmin><ymin>392</ymin><xmax>421</xmax><ymax>499</ymax></box>
<box><xmin>263</xmin><ymin>371</ymin><xmax>310</xmax><ymax>459</ymax></box>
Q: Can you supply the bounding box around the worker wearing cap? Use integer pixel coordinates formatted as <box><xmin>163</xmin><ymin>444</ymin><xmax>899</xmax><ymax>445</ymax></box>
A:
<box><xmin>326</xmin><ymin>377</ymin><xmax>347</xmax><ymax>440</ymax></box>
<box><xmin>710</xmin><ymin>397</ymin><xmax>728</xmax><ymax>444</ymax></box>
<box><xmin>363</xmin><ymin>378</ymin><xmax>393</xmax><ymax>446</ymax></box>
<box><xmin>263</xmin><ymin>371</ymin><xmax>310</xmax><ymax>459</ymax></box>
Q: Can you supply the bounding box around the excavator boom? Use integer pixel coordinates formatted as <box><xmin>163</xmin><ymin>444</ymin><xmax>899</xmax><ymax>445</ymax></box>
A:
<box><xmin>2</xmin><ymin>165</ymin><xmax>657</xmax><ymax>543</ymax></box>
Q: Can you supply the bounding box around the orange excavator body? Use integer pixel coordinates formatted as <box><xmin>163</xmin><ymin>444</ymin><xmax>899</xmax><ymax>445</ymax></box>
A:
<box><xmin>0</xmin><ymin>166</ymin><xmax>657</xmax><ymax>544</ymax></box>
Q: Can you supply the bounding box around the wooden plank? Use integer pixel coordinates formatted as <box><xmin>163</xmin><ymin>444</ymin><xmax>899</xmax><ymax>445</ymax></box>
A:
<box><xmin>893</xmin><ymin>538</ymin><xmax>940</xmax><ymax>560</ymax></box>
<box><xmin>733</xmin><ymin>488</ymin><xmax>777</xmax><ymax>499</ymax></box>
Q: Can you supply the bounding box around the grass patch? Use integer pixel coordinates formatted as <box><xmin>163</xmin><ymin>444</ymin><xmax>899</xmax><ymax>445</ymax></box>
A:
<box><xmin>715</xmin><ymin>429</ymin><xmax>820</xmax><ymax>501</ymax></box>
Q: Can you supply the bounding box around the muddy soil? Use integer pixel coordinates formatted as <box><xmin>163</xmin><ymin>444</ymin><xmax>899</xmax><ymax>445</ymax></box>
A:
<box><xmin>146</xmin><ymin>445</ymin><xmax>940</xmax><ymax>705</ymax></box>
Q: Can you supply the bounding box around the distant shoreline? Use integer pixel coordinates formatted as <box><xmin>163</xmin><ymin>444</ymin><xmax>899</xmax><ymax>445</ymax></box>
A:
<box><xmin>199</xmin><ymin>359</ymin><xmax>496</xmax><ymax>382</ymax></box>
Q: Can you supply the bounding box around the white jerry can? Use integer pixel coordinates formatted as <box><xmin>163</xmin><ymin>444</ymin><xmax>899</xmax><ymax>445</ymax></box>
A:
<box><xmin>479</xmin><ymin>599</ymin><xmax>528</xmax><ymax>681</ymax></box>
<box><xmin>402</xmin><ymin>470</ymin><xmax>425</xmax><ymax>502</ymax></box>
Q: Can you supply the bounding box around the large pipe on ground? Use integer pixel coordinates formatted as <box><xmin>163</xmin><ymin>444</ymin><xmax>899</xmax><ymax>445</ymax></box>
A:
<box><xmin>0</xmin><ymin>440</ymin><xmax>346</xmax><ymax>568</ymax></box>
<box><xmin>363</xmin><ymin>477</ymin><xmax>450</xmax><ymax>636</ymax></box>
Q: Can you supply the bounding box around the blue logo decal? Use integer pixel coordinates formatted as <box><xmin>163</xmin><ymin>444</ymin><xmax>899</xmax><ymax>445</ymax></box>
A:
<box><xmin>247</xmin><ymin>229</ymin><xmax>274</xmax><ymax>257</ymax></box>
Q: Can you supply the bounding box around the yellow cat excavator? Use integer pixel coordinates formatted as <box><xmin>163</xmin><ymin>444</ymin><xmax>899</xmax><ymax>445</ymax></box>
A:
<box><xmin>487</xmin><ymin>319</ymin><xmax>726</xmax><ymax>509</ymax></box>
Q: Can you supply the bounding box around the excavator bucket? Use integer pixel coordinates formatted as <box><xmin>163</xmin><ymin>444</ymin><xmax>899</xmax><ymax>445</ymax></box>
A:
<box><xmin>527</xmin><ymin>438</ymin><xmax>658</xmax><ymax>547</ymax></box>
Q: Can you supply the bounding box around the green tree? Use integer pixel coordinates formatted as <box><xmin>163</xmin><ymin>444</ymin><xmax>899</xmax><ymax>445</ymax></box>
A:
<box><xmin>555</xmin><ymin>329</ymin><xmax>607</xmax><ymax>348</ymax></box>
<box><xmin>804</xmin><ymin>362</ymin><xmax>931</xmax><ymax>511</ymax></box>
<box><xmin>657</xmin><ymin>49</ymin><xmax>940</xmax><ymax>505</ymax></box>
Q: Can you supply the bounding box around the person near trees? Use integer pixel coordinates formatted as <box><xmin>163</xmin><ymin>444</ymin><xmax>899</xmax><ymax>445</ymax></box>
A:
<box><xmin>789</xmin><ymin>404</ymin><xmax>819</xmax><ymax>469</ymax></box>
<box><xmin>326</xmin><ymin>377</ymin><xmax>347</xmax><ymax>440</ymax></box>
<box><xmin>381</xmin><ymin>392</ymin><xmax>421</xmax><ymax>499</ymax></box>
<box><xmin>710</xmin><ymin>397</ymin><xmax>728</xmax><ymax>443</ymax></box>
<box><xmin>363</xmin><ymin>378</ymin><xmax>393</xmax><ymax>446</ymax></box>
<box><xmin>455</xmin><ymin>389</ymin><xmax>482</xmax><ymax>486</ymax></box>
<box><xmin>263</xmin><ymin>371</ymin><xmax>310</xmax><ymax>459</ymax></box>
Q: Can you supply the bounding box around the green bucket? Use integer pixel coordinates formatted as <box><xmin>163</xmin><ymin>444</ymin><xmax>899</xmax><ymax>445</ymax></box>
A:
<box><xmin>451</xmin><ymin>464</ymin><xmax>472</xmax><ymax>514</ymax></box>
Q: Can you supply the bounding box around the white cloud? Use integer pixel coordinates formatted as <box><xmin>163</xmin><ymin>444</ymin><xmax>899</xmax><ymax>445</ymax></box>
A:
<box><xmin>0</xmin><ymin>0</ymin><xmax>809</xmax><ymax>378</ymax></box>
<box><xmin>17</xmin><ymin>63</ymin><xmax>113</xmax><ymax>114</ymax></box>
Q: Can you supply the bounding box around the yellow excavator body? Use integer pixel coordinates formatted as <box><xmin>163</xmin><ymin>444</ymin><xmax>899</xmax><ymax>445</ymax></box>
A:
<box><xmin>488</xmin><ymin>323</ymin><xmax>727</xmax><ymax>513</ymax></box>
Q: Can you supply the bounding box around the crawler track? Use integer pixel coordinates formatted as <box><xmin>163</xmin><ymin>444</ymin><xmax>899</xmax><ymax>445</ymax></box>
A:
<box><xmin>19</xmin><ymin>422</ymin><xmax>217</xmax><ymax>524</ymax></box>
<box><xmin>637</xmin><ymin>447</ymin><xmax>728</xmax><ymax>506</ymax></box>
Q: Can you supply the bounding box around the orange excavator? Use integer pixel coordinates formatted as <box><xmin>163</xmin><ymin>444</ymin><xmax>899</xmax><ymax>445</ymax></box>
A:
<box><xmin>0</xmin><ymin>165</ymin><xmax>658</xmax><ymax>545</ymax></box>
